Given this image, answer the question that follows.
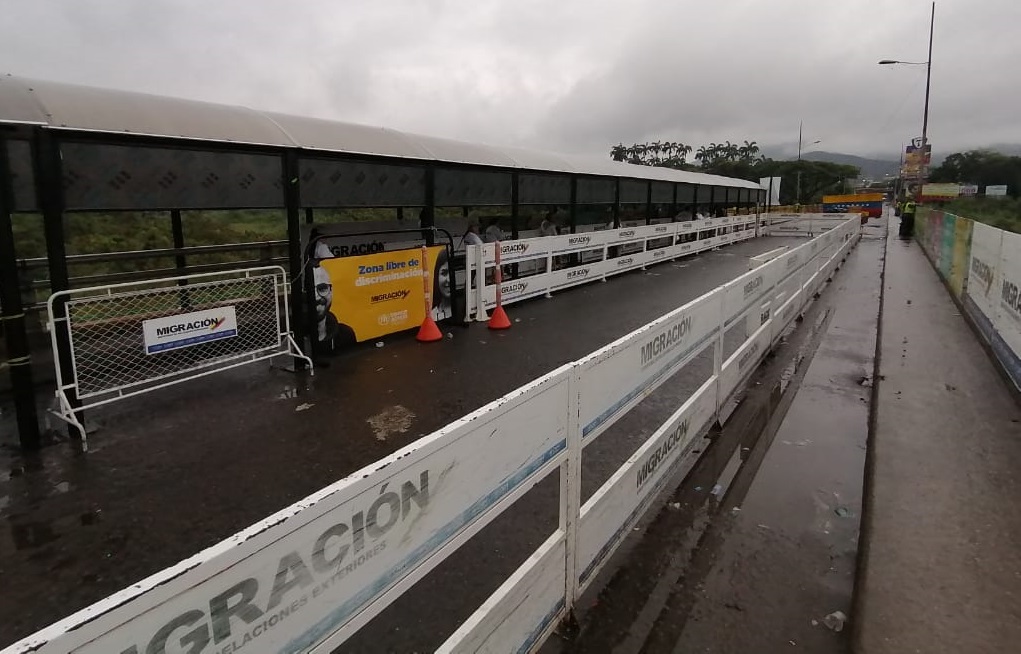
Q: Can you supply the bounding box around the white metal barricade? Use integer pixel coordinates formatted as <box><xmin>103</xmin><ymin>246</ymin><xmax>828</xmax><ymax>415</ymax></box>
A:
<box><xmin>46</xmin><ymin>266</ymin><xmax>312</xmax><ymax>447</ymax></box>
<box><xmin>765</xmin><ymin>212</ymin><xmax>853</xmax><ymax>237</ymax></box>
<box><xmin>465</xmin><ymin>216</ymin><xmax>761</xmax><ymax>320</ymax></box>
<box><xmin>10</xmin><ymin>219</ymin><xmax>861</xmax><ymax>654</ymax></box>
<box><xmin>749</xmin><ymin>246</ymin><xmax>790</xmax><ymax>270</ymax></box>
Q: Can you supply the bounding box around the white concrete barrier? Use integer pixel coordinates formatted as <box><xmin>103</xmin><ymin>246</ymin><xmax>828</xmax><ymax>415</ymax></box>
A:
<box><xmin>964</xmin><ymin>222</ymin><xmax>1021</xmax><ymax>389</ymax></box>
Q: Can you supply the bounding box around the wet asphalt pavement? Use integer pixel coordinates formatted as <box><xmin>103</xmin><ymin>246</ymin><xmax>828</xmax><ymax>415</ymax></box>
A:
<box><xmin>0</xmin><ymin>235</ymin><xmax>804</xmax><ymax>650</ymax></box>
<box><xmin>547</xmin><ymin>219</ymin><xmax>885</xmax><ymax>654</ymax></box>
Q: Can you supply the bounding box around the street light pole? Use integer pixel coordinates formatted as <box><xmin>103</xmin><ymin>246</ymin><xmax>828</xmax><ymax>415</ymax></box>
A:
<box><xmin>797</xmin><ymin>121</ymin><xmax>802</xmax><ymax>206</ymax></box>
<box><xmin>921</xmin><ymin>0</ymin><xmax>935</xmax><ymax>177</ymax></box>
<box><xmin>795</xmin><ymin>122</ymin><xmax>821</xmax><ymax>206</ymax></box>
<box><xmin>880</xmin><ymin>2</ymin><xmax>935</xmax><ymax>191</ymax></box>
<box><xmin>797</xmin><ymin>120</ymin><xmax>803</xmax><ymax>162</ymax></box>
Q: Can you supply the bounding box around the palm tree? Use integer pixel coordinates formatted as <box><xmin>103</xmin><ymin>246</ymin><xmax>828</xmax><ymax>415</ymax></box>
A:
<box><xmin>610</xmin><ymin>143</ymin><xmax>627</xmax><ymax>162</ymax></box>
<box><xmin>708</xmin><ymin>143</ymin><xmax>722</xmax><ymax>166</ymax></box>
<box><xmin>695</xmin><ymin>145</ymin><xmax>709</xmax><ymax>166</ymax></box>
<box><xmin>740</xmin><ymin>140</ymin><xmax>759</xmax><ymax>161</ymax></box>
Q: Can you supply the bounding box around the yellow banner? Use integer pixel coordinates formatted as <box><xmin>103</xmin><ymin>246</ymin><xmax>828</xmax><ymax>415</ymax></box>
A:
<box><xmin>313</xmin><ymin>246</ymin><xmax>451</xmax><ymax>344</ymax></box>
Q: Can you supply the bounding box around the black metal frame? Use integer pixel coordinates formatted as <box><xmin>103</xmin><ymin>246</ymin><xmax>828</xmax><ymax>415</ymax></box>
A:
<box><xmin>0</xmin><ymin>134</ymin><xmax>40</xmax><ymax>449</ymax></box>
<box><xmin>1</xmin><ymin>121</ymin><xmax>759</xmax><ymax>449</ymax></box>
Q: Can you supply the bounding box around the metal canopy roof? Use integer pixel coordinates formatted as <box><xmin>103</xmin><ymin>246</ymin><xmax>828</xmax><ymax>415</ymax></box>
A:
<box><xmin>0</xmin><ymin>74</ymin><xmax>762</xmax><ymax>191</ymax></box>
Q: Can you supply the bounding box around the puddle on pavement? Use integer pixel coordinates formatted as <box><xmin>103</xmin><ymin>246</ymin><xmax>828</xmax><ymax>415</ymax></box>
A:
<box><xmin>275</xmin><ymin>376</ymin><xmax>314</xmax><ymax>401</ymax></box>
<box><xmin>366</xmin><ymin>405</ymin><xmax>416</xmax><ymax>442</ymax></box>
<box><xmin>0</xmin><ymin>442</ymin><xmax>101</xmax><ymax>557</ymax></box>
<box><xmin>8</xmin><ymin>520</ymin><xmax>58</xmax><ymax>551</ymax></box>
<box><xmin>80</xmin><ymin>509</ymin><xmax>101</xmax><ymax>526</ymax></box>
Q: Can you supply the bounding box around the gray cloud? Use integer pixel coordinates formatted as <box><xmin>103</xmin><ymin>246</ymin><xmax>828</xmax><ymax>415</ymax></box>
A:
<box><xmin>0</xmin><ymin>0</ymin><xmax>1017</xmax><ymax>162</ymax></box>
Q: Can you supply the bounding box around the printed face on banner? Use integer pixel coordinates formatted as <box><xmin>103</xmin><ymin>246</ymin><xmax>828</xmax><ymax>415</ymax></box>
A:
<box><xmin>316</xmin><ymin>246</ymin><xmax>451</xmax><ymax>343</ymax></box>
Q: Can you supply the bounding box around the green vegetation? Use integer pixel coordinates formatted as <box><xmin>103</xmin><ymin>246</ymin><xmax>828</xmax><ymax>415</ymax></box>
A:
<box><xmin>942</xmin><ymin>196</ymin><xmax>1021</xmax><ymax>233</ymax></box>
<box><xmin>10</xmin><ymin>207</ymin><xmax>407</xmax><ymax>262</ymax></box>
<box><xmin>12</xmin><ymin>210</ymin><xmax>288</xmax><ymax>260</ymax></box>
<box><xmin>70</xmin><ymin>279</ymin><xmax>268</xmax><ymax>322</ymax></box>
<box><xmin>610</xmin><ymin>140</ymin><xmax>860</xmax><ymax>204</ymax></box>
<box><xmin>929</xmin><ymin>150</ymin><xmax>1021</xmax><ymax>199</ymax></box>
<box><xmin>928</xmin><ymin>149</ymin><xmax>1020</xmax><ymax>232</ymax></box>
<box><xmin>11</xmin><ymin>210</ymin><xmax>289</xmax><ymax>304</ymax></box>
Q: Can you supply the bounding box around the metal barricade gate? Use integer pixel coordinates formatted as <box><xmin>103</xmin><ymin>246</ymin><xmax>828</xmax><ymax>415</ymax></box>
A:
<box><xmin>47</xmin><ymin>266</ymin><xmax>312</xmax><ymax>446</ymax></box>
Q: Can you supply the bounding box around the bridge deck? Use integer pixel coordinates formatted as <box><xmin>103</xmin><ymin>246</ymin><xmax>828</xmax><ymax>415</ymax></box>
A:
<box><xmin>0</xmin><ymin>235</ymin><xmax>801</xmax><ymax>650</ymax></box>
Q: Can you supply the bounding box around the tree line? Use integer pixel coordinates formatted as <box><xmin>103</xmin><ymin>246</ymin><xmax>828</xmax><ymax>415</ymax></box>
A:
<box><xmin>610</xmin><ymin>140</ymin><xmax>762</xmax><ymax>168</ymax></box>
<box><xmin>610</xmin><ymin>140</ymin><xmax>860</xmax><ymax>205</ymax></box>
<box><xmin>930</xmin><ymin>149</ymin><xmax>1021</xmax><ymax>232</ymax></box>
<box><xmin>929</xmin><ymin>150</ymin><xmax>1021</xmax><ymax>199</ymax></box>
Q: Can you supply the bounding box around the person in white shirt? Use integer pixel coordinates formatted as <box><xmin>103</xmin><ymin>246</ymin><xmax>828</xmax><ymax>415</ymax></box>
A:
<box><xmin>484</xmin><ymin>219</ymin><xmax>504</xmax><ymax>243</ymax></box>
<box><xmin>540</xmin><ymin>215</ymin><xmax>559</xmax><ymax>237</ymax></box>
<box><xmin>463</xmin><ymin>215</ymin><xmax>484</xmax><ymax>247</ymax></box>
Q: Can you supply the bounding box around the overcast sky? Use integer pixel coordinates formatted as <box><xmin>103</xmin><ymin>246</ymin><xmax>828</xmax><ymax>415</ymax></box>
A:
<box><xmin>0</xmin><ymin>0</ymin><xmax>1016</xmax><ymax>161</ymax></box>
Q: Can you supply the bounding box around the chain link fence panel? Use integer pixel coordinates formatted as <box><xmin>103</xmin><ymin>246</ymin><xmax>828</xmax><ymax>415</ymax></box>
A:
<box><xmin>47</xmin><ymin>266</ymin><xmax>311</xmax><ymax>444</ymax></box>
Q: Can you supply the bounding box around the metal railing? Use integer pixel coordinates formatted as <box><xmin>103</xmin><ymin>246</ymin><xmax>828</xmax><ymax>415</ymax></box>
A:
<box><xmin>16</xmin><ymin>240</ymin><xmax>289</xmax><ymax>312</ymax></box>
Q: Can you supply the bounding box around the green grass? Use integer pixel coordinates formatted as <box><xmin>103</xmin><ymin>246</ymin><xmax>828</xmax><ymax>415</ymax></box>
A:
<box><xmin>942</xmin><ymin>197</ymin><xmax>1021</xmax><ymax>233</ymax></box>
<box><xmin>69</xmin><ymin>279</ymin><xmax>269</xmax><ymax>323</ymax></box>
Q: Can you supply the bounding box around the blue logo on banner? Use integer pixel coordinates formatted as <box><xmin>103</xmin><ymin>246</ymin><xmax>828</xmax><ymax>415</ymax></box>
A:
<box><xmin>146</xmin><ymin>329</ymin><xmax>237</xmax><ymax>354</ymax></box>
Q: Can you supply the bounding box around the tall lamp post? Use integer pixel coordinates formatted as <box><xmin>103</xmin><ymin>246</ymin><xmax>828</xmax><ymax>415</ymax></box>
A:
<box><xmin>880</xmin><ymin>1</ymin><xmax>935</xmax><ymax>193</ymax></box>
<box><xmin>796</xmin><ymin>120</ymin><xmax>822</xmax><ymax>205</ymax></box>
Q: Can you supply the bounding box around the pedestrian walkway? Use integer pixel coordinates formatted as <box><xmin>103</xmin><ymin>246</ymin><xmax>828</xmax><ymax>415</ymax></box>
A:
<box><xmin>854</xmin><ymin>229</ymin><xmax>1021</xmax><ymax>653</ymax></box>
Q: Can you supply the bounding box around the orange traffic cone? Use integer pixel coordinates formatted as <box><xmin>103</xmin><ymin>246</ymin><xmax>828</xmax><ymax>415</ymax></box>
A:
<box><xmin>488</xmin><ymin>241</ymin><xmax>512</xmax><ymax>330</ymax></box>
<box><xmin>416</xmin><ymin>244</ymin><xmax>443</xmax><ymax>343</ymax></box>
<box><xmin>417</xmin><ymin>314</ymin><xmax>443</xmax><ymax>342</ymax></box>
<box><xmin>488</xmin><ymin>305</ymin><xmax>511</xmax><ymax>330</ymax></box>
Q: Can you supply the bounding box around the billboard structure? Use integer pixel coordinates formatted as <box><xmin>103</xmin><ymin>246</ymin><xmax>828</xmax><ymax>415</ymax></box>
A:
<box><xmin>901</xmin><ymin>140</ymin><xmax>932</xmax><ymax>180</ymax></box>
<box><xmin>920</xmin><ymin>183</ymin><xmax>961</xmax><ymax>202</ymax></box>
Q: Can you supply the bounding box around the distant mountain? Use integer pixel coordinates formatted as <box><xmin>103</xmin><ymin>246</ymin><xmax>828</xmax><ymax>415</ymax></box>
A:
<box><xmin>753</xmin><ymin>144</ymin><xmax>1021</xmax><ymax>180</ymax></box>
<box><xmin>797</xmin><ymin>151</ymin><xmax>900</xmax><ymax>180</ymax></box>
<box><xmin>757</xmin><ymin>145</ymin><xmax>900</xmax><ymax>180</ymax></box>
